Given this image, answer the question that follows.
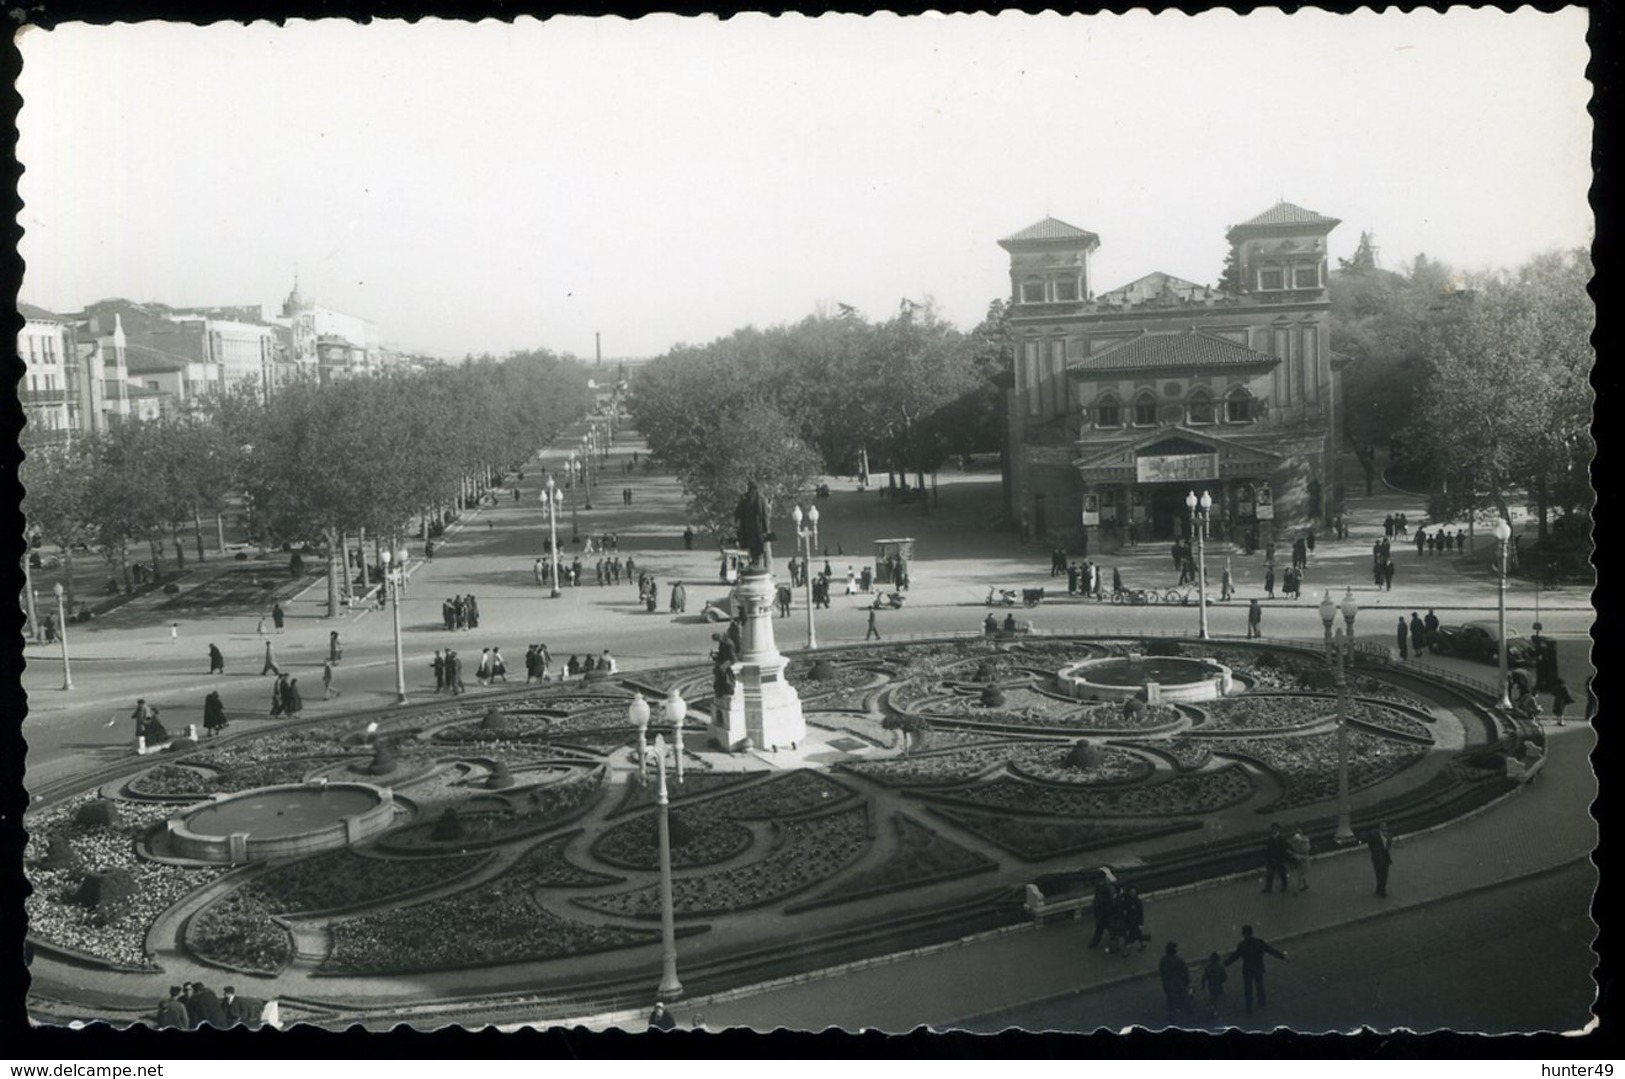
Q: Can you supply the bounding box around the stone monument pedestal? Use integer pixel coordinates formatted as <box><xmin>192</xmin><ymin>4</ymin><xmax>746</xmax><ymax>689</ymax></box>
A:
<box><xmin>709</xmin><ymin>567</ymin><xmax>805</xmax><ymax>752</ymax></box>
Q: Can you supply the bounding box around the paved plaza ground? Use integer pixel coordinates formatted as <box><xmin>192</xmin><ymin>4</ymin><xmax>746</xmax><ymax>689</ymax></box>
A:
<box><xmin>19</xmin><ymin>423</ymin><xmax>1599</xmax><ymax>1037</ymax></box>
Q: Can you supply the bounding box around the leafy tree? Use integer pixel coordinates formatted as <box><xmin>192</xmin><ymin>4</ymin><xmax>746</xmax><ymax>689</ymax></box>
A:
<box><xmin>20</xmin><ymin>441</ymin><xmax>97</xmax><ymax>607</ymax></box>
<box><xmin>671</xmin><ymin>400</ymin><xmax>823</xmax><ymax>537</ymax></box>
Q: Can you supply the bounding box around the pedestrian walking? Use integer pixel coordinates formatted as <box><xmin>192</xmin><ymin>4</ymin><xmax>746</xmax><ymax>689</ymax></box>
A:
<box><xmin>671</xmin><ymin>580</ymin><xmax>686</xmax><ymax>614</ymax></box>
<box><xmin>491</xmin><ymin>647</ymin><xmax>508</xmax><ymax>682</ymax></box>
<box><xmin>272</xmin><ymin>603</ymin><xmax>285</xmax><ymax>633</ymax></box>
<box><xmin>261</xmin><ymin>641</ymin><xmax>281</xmax><ymax>676</ymax></box>
<box><xmin>1261</xmin><ymin>822</ymin><xmax>1291</xmax><ymax>893</ymax></box>
<box><xmin>329</xmin><ymin>630</ymin><xmax>343</xmax><ymax>664</ymax></box>
<box><xmin>208</xmin><ymin>643</ymin><xmax>225</xmax><ymax>674</ymax></box>
<box><xmin>203</xmin><ymin>690</ymin><xmax>228</xmax><ymax>737</ymax></box>
<box><xmin>1383</xmin><ymin>558</ymin><xmax>1396</xmax><ymax>591</ymax></box>
<box><xmin>1264</xmin><ymin>564</ymin><xmax>1275</xmax><ymax>599</ymax></box>
<box><xmin>1287</xmin><ymin>825</ymin><xmax>1312</xmax><ymax>893</ymax></box>
<box><xmin>447</xmin><ymin>651</ymin><xmax>465</xmax><ymax>695</ymax></box>
<box><xmin>1367</xmin><ymin>821</ymin><xmax>1394</xmax><ymax>897</ymax></box>
<box><xmin>1159</xmin><ymin>942</ymin><xmax>1193</xmax><ymax>1022</ymax></box>
<box><xmin>432</xmin><ymin>650</ymin><xmax>446</xmax><ymax>693</ymax></box>
<box><xmin>1220</xmin><ymin>560</ymin><xmax>1233</xmax><ymax>602</ymax></box>
<box><xmin>1223</xmin><ymin>925</ymin><xmax>1287</xmax><ymax>1015</ymax></box>
<box><xmin>285</xmin><ymin>677</ymin><xmax>304</xmax><ymax>716</ymax></box>
<box><xmin>256</xmin><ymin>615</ymin><xmax>267</xmax><ymax>638</ymax></box>
<box><xmin>1118</xmin><ymin>886</ymin><xmax>1149</xmax><ymax>953</ymax></box>
<box><xmin>477</xmin><ymin>648</ymin><xmax>492</xmax><ymax>686</ymax></box>
<box><xmin>1200</xmin><ymin>952</ymin><xmax>1227</xmax><ymax>1020</ymax></box>
<box><xmin>1396</xmin><ymin>616</ymin><xmax>1409</xmax><ymax>660</ymax></box>
<box><xmin>322</xmin><ymin>660</ymin><xmax>338</xmax><ymax>699</ymax></box>
<box><xmin>1552</xmin><ymin>677</ymin><xmax>1575</xmax><ymax>726</ymax></box>
<box><xmin>1088</xmin><ymin>868</ymin><xmax>1119</xmax><ymax>949</ymax></box>
<box><xmin>1409</xmin><ymin>612</ymin><xmax>1426</xmax><ymax>654</ymax></box>
<box><xmin>270</xmin><ymin>675</ymin><xmax>286</xmax><ymax>717</ymax></box>
<box><xmin>1247</xmin><ymin>599</ymin><xmax>1262</xmax><ymax>639</ymax></box>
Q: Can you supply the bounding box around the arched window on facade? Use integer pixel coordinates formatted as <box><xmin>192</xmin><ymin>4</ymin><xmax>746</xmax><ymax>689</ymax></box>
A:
<box><xmin>1187</xmin><ymin>388</ymin><xmax>1216</xmax><ymax>425</ymax></box>
<box><xmin>1094</xmin><ymin>392</ymin><xmax>1122</xmax><ymax>428</ymax></box>
<box><xmin>1225</xmin><ymin>386</ymin><xmax>1254</xmax><ymax>423</ymax></box>
<box><xmin>1132</xmin><ymin>391</ymin><xmax>1158</xmax><ymax>427</ymax></box>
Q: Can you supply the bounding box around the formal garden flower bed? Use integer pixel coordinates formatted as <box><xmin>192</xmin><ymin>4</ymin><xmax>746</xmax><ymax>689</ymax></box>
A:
<box><xmin>1345</xmin><ymin>701</ymin><xmax>1435</xmax><ymax>742</ymax></box>
<box><xmin>575</xmin><ymin>805</ymin><xmax>872</xmax><ymax>918</ymax></box>
<box><xmin>1007</xmin><ymin>743</ymin><xmax>1157</xmax><ymax>786</ymax></box>
<box><xmin>702</xmin><ymin>769</ymin><xmax>855</xmax><ymax>819</ymax></box>
<box><xmin>508</xmin><ymin>833</ymin><xmax>625</xmax><ymax>888</ymax></box>
<box><xmin>322</xmin><ymin>885</ymin><xmax>662</xmax><ymax>975</ymax></box>
<box><xmin>26</xmin><ymin>795</ymin><xmax>226</xmax><ymax>969</ymax></box>
<box><xmin>377</xmin><ymin>768</ymin><xmax>606</xmax><ymax>853</ymax></box>
<box><xmin>841</xmin><ymin>743</ymin><xmax>1033</xmax><ymax>787</ymax></box>
<box><xmin>1121</xmin><ymin>735</ymin><xmax>1213</xmax><ymax>772</ymax></box>
<box><xmin>590</xmin><ymin>808</ymin><xmax>754</xmax><ymax>869</ymax></box>
<box><xmin>929</xmin><ymin>807</ymin><xmax>1202</xmax><ymax>862</ymax></box>
<box><xmin>184</xmin><ymin>885</ymin><xmax>295</xmax><ymax>973</ymax></box>
<box><xmin>791</xmin><ymin>813</ymin><xmax>996</xmax><ymax>910</ymax></box>
<box><xmin>610</xmin><ymin>771</ymin><xmax>759</xmax><ymax>817</ymax></box>
<box><xmin>1209</xmin><ymin>730</ymin><xmax>1429</xmax><ymax>811</ymax></box>
<box><xmin>1192</xmin><ymin>696</ymin><xmax>1331</xmax><ymax>733</ymax></box>
<box><xmin>124</xmin><ymin>762</ymin><xmax>228</xmax><ymax>799</ymax></box>
<box><xmin>915</xmin><ymin>766</ymin><xmax>1256</xmax><ymax>817</ymax></box>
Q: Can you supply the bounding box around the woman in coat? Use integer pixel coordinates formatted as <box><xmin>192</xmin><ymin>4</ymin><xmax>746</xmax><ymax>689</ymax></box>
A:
<box><xmin>284</xmin><ymin>678</ymin><xmax>304</xmax><ymax>716</ymax></box>
<box><xmin>203</xmin><ymin>691</ymin><xmax>228</xmax><ymax>736</ymax></box>
<box><xmin>208</xmin><ymin>643</ymin><xmax>225</xmax><ymax>674</ymax></box>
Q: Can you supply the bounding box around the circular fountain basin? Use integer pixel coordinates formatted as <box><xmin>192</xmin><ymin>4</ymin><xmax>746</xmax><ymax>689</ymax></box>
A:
<box><xmin>1057</xmin><ymin>654</ymin><xmax>1234</xmax><ymax>703</ymax></box>
<box><xmin>166</xmin><ymin>781</ymin><xmax>394</xmax><ymax>863</ymax></box>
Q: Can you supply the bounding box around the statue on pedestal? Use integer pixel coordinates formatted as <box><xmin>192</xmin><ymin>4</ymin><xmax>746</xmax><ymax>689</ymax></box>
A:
<box><xmin>734</xmin><ymin>480</ymin><xmax>773</xmax><ymax>571</ymax></box>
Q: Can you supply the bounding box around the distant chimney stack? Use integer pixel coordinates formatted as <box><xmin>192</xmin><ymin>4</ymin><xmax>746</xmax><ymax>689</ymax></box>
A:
<box><xmin>595</xmin><ymin>332</ymin><xmax>602</xmax><ymax>366</ymax></box>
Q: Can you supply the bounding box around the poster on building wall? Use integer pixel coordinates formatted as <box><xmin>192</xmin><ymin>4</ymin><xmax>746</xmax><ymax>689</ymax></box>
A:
<box><xmin>1256</xmin><ymin>484</ymin><xmax>1274</xmax><ymax>520</ymax></box>
<box><xmin>1081</xmin><ymin>494</ymin><xmax>1100</xmax><ymax>526</ymax></box>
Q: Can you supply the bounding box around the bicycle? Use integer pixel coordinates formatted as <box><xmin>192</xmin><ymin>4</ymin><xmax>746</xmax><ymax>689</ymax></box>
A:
<box><xmin>1111</xmin><ymin>588</ymin><xmax>1153</xmax><ymax>606</ymax></box>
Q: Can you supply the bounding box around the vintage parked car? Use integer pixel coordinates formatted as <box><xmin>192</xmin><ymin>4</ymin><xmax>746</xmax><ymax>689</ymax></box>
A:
<box><xmin>702</xmin><ymin>594</ymin><xmax>741</xmax><ymax>623</ymax></box>
<box><xmin>1429</xmin><ymin>620</ymin><xmax>1536</xmax><ymax>667</ymax></box>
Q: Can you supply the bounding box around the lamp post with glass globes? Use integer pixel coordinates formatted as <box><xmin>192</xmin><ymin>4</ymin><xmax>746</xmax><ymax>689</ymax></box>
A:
<box><xmin>790</xmin><ymin>503</ymin><xmax>821</xmax><ymax>650</ymax></box>
<box><xmin>629</xmin><ymin>693</ymin><xmax>651</xmax><ymax>772</ymax></box>
<box><xmin>580</xmin><ymin>434</ymin><xmax>594</xmax><ymax>510</ymax></box>
<box><xmin>1494</xmin><ymin>516</ymin><xmax>1514</xmax><ymax>710</ymax></box>
<box><xmin>651</xmin><ymin>732</ymin><xmax>684</xmax><ymax>1001</ymax></box>
<box><xmin>1184</xmin><ymin>489</ymin><xmax>1213</xmax><ymax>640</ymax></box>
<box><xmin>1319</xmin><ymin>588</ymin><xmax>1359</xmax><ymax>842</ymax></box>
<box><xmin>665</xmin><ymin>687</ymin><xmax>688</xmax><ymax>784</ymax></box>
<box><xmin>52</xmin><ymin>582</ymin><xmax>72</xmax><ymax>690</ymax></box>
<box><xmin>540</xmin><ymin>477</ymin><xmax>562</xmax><ymax>598</ymax></box>
<box><xmin>378</xmin><ymin>547</ymin><xmax>409</xmax><ymax>704</ymax></box>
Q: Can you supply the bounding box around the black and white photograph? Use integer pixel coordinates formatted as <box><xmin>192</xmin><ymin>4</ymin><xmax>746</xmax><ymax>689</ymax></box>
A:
<box><xmin>13</xmin><ymin>9</ymin><xmax>1597</xmax><ymax>1041</ymax></box>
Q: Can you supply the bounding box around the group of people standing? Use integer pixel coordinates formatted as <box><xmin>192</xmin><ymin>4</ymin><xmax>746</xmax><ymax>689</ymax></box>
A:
<box><xmin>439</xmin><ymin>594</ymin><xmax>481</xmax><ymax>632</ymax></box>
<box><xmin>154</xmin><ymin>981</ymin><xmax>265</xmax><ymax>1030</ymax></box>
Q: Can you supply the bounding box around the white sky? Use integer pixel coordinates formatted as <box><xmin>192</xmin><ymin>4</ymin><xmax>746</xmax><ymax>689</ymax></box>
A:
<box><xmin>17</xmin><ymin>9</ymin><xmax>1592</xmax><ymax>359</ymax></box>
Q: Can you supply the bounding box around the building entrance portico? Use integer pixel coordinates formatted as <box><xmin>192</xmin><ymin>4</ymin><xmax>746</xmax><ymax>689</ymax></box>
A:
<box><xmin>1074</xmin><ymin>427</ymin><xmax>1281</xmax><ymax>552</ymax></box>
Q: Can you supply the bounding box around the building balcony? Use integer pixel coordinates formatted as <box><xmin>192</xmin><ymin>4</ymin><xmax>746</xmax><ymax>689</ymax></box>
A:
<box><xmin>19</xmin><ymin>388</ymin><xmax>68</xmax><ymax>405</ymax></box>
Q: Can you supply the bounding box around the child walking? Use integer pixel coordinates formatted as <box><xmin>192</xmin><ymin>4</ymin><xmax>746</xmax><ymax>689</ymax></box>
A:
<box><xmin>1200</xmin><ymin>952</ymin><xmax>1227</xmax><ymax>1020</ymax></box>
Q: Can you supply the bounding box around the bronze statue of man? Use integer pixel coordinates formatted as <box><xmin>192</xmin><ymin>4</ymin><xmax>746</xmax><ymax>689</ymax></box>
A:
<box><xmin>734</xmin><ymin>479</ymin><xmax>773</xmax><ymax>570</ymax></box>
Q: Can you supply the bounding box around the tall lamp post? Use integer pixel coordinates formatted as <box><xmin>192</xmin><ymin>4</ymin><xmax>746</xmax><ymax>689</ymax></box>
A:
<box><xmin>1185</xmin><ymin>489</ymin><xmax>1212</xmax><ymax>640</ymax></box>
<box><xmin>1494</xmin><ymin>517</ymin><xmax>1514</xmax><ymax>710</ymax></box>
<box><xmin>580</xmin><ymin>435</ymin><xmax>594</xmax><ymax>511</ymax></box>
<box><xmin>665</xmin><ymin>688</ymin><xmax>688</xmax><ymax>784</ymax></box>
<box><xmin>1319</xmin><ymin>588</ymin><xmax>1359</xmax><ymax>842</ymax></box>
<box><xmin>651</xmin><ymin>733</ymin><xmax>684</xmax><ymax>1001</ymax></box>
<box><xmin>567</xmin><ymin>452</ymin><xmax>581</xmax><ymax>542</ymax></box>
<box><xmin>790</xmin><ymin>504</ymin><xmax>821</xmax><ymax>650</ymax></box>
<box><xmin>629</xmin><ymin>693</ymin><xmax>651</xmax><ymax>771</ymax></box>
<box><xmin>379</xmin><ymin>547</ymin><xmax>409</xmax><ymax>704</ymax></box>
<box><xmin>52</xmin><ymin>582</ymin><xmax>72</xmax><ymax>691</ymax></box>
<box><xmin>541</xmin><ymin>477</ymin><xmax>562</xmax><ymax>598</ymax></box>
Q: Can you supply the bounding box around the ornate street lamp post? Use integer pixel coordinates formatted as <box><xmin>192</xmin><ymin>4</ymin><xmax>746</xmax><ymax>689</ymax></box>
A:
<box><xmin>666</xmin><ymin>688</ymin><xmax>688</xmax><ymax>784</ymax></box>
<box><xmin>1494</xmin><ymin>517</ymin><xmax>1514</xmax><ymax>710</ymax></box>
<box><xmin>651</xmin><ymin>733</ymin><xmax>684</xmax><ymax>1001</ymax></box>
<box><xmin>52</xmin><ymin>581</ymin><xmax>72</xmax><ymax>691</ymax></box>
<box><xmin>541</xmin><ymin>478</ymin><xmax>562</xmax><ymax>598</ymax></box>
<box><xmin>567</xmin><ymin>452</ymin><xmax>581</xmax><ymax>543</ymax></box>
<box><xmin>790</xmin><ymin>503</ymin><xmax>821</xmax><ymax>650</ymax></box>
<box><xmin>1185</xmin><ymin>489</ymin><xmax>1212</xmax><ymax>640</ymax></box>
<box><xmin>379</xmin><ymin>548</ymin><xmax>409</xmax><ymax>704</ymax></box>
<box><xmin>580</xmin><ymin>435</ymin><xmax>594</xmax><ymax>511</ymax></box>
<box><xmin>629</xmin><ymin>693</ymin><xmax>650</xmax><ymax>771</ymax></box>
<box><xmin>1320</xmin><ymin>588</ymin><xmax>1359</xmax><ymax>842</ymax></box>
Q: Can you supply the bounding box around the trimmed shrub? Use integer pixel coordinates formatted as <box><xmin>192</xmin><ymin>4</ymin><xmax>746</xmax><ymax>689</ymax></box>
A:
<box><xmin>1066</xmin><ymin>739</ymin><xmax>1106</xmax><ymax>769</ymax></box>
<box><xmin>979</xmin><ymin>685</ymin><xmax>1006</xmax><ymax>707</ymax></box>
<box><xmin>73</xmin><ymin>799</ymin><xmax>122</xmax><ymax>828</ymax></box>
<box><xmin>974</xmin><ymin>662</ymin><xmax>998</xmax><ymax>682</ymax></box>
<box><xmin>74</xmin><ymin>868</ymin><xmax>137</xmax><ymax>911</ymax></box>
<box><xmin>668</xmin><ymin>811</ymin><xmax>697</xmax><ymax>848</ymax></box>
<box><xmin>368</xmin><ymin>743</ymin><xmax>398</xmax><ymax>776</ymax></box>
<box><xmin>162</xmin><ymin>583</ymin><xmax>181</xmax><ymax>595</ymax></box>
<box><xmin>432</xmin><ymin>808</ymin><xmax>467</xmax><ymax>841</ymax></box>
<box><xmin>168</xmin><ymin>737</ymin><xmax>198</xmax><ymax>752</ymax></box>
<box><xmin>486</xmin><ymin>760</ymin><xmax>515</xmax><ymax>790</ymax></box>
<box><xmin>480</xmin><ymin>709</ymin><xmax>512</xmax><ymax>731</ymax></box>
<box><xmin>39</xmin><ymin>834</ymin><xmax>80</xmax><ymax>870</ymax></box>
<box><xmin>808</xmin><ymin>659</ymin><xmax>838</xmax><ymax>681</ymax></box>
<box><xmin>1143</xmin><ymin>639</ymin><xmax>1185</xmax><ymax>657</ymax></box>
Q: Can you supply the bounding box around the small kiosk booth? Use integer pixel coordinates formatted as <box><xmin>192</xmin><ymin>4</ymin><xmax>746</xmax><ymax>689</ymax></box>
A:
<box><xmin>873</xmin><ymin>538</ymin><xmax>915</xmax><ymax>586</ymax></box>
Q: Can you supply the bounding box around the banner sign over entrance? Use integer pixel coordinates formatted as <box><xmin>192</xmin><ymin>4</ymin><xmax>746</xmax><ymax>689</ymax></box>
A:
<box><xmin>1135</xmin><ymin>452</ymin><xmax>1218</xmax><ymax>484</ymax></box>
<box><xmin>1081</xmin><ymin>494</ymin><xmax>1100</xmax><ymax>526</ymax></box>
